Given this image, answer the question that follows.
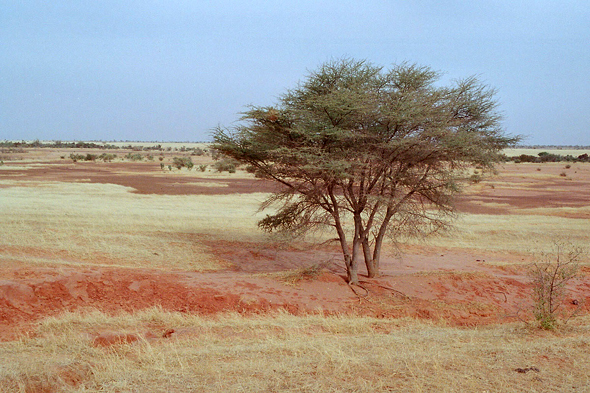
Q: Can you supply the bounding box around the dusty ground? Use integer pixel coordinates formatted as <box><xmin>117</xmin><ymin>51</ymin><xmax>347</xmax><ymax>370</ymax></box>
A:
<box><xmin>1</xmin><ymin>150</ymin><xmax>589</xmax><ymax>341</ymax></box>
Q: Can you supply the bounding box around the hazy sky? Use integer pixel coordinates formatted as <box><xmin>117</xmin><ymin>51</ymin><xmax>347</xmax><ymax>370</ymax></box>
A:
<box><xmin>1</xmin><ymin>1</ymin><xmax>589</xmax><ymax>145</ymax></box>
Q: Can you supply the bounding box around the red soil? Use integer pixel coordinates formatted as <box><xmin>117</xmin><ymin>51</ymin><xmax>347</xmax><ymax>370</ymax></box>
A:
<box><xmin>1</xmin><ymin>157</ymin><xmax>590</xmax><ymax>341</ymax></box>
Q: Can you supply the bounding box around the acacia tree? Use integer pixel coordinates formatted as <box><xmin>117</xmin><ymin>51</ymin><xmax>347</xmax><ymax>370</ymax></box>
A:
<box><xmin>213</xmin><ymin>59</ymin><xmax>518</xmax><ymax>284</ymax></box>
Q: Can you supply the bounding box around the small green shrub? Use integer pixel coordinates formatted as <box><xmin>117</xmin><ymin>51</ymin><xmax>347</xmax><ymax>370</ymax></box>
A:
<box><xmin>98</xmin><ymin>153</ymin><xmax>117</xmax><ymax>162</ymax></box>
<box><xmin>213</xmin><ymin>158</ymin><xmax>238</xmax><ymax>173</ymax></box>
<box><xmin>198</xmin><ymin>164</ymin><xmax>208</xmax><ymax>172</ymax></box>
<box><xmin>172</xmin><ymin>156</ymin><xmax>194</xmax><ymax>170</ymax></box>
<box><xmin>69</xmin><ymin>153</ymin><xmax>85</xmax><ymax>162</ymax></box>
<box><xmin>125</xmin><ymin>152</ymin><xmax>144</xmax><ymax>161</ymax></box>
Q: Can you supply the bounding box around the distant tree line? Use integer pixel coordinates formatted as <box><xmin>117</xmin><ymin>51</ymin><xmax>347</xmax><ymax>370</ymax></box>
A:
<box><xmin>504</xmin><ymin>152</ymin><xmax>590</xmax><ymax>163</ymax></box>
<box><xmin>0</xmin><ymin>140</ymin><xmax>209</xmax><ymax>155</ymax></box>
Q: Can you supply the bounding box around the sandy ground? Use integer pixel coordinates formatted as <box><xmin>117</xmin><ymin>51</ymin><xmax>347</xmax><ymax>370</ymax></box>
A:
<box><xmin>1</xmin><ymin>152</ymin><xmax>589</xmax><ymax>341</ymax></box>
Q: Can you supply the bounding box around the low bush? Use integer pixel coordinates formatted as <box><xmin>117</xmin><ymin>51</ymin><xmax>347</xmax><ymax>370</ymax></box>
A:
<box><xmin>125</xmin><ymin>153</ymin><xmax>143</xmax><ymax>161</ymax></box>
<box><xmin>172</xmin><ymin>157</ymin><xmax>194</xmax><ymax>170</ymax></box>
<box><xmin>528</xmin><ymin>242</ymin><xmax>583</xmax><ymax>329</ymax></box>
<box><xmin>213</xmin><ymin>158</ymin><xmax>238</xmax><ymax>173</ymax></box>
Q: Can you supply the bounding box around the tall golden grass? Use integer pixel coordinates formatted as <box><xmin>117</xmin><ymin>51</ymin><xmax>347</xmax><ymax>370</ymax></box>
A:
<box><xmin>1</xmin><ymin>308</ymin><xmax>589</xmax><ymax>392</ymax></box>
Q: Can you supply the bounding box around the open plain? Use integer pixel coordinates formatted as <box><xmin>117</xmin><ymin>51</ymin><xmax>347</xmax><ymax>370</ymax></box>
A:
<box><xmin>1</xmin><ymin>145</ymin><xmax>590</xmax><ymax>392</ymax></box>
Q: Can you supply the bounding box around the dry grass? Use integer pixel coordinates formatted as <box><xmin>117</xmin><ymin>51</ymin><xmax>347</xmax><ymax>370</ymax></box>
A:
<box><xmin>0</xmin><ymin>180</ymin><xmax>268</xmax><ymax>270</ymax></box>
<box><xmin>267</xmin><ymin>263</ymin><xmax>329</xmax><ymax>286</ymax></box>
<box><xmin>2</xmin><ymin>150</ymin><xmax>590</xmax><ymax>391</ymax></box>
<box><xmin>402</xmin><ymin>213</ymin><xmax>590</xmax><ymax>261</ymax></box>
<box><xmin>1</xmin><ymin>309</ymin><xmax>590</xmax><ymax>392</ymax></box>
<box><xmin>504</xmin><ymin>148</ymin><xmax>590</xmax><ymax>157</ymax></box>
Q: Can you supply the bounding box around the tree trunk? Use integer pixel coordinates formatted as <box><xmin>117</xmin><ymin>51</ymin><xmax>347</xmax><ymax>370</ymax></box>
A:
<box><xmin>332</xmin><ymin>207</ymin><xmax>358</xmax><ymax>284</ymax></box>
<box><xmin>345</xmin><ymin>254</ymin><xmax>359</xmax><ymax>285</ymax></box>
<box><xmin>362</xmin><ymin>238</ymin><xmax>379</xmax><ymax>278</ymax></box>
<box><xmin>365</xmin><ymin>207</ymin><xmax>394</xmax><ymax>278</ymax></box>
<box><xmin>349</xmin><ymin>236</ymin><xmax>361</xmax><ymax>285</ymax></box>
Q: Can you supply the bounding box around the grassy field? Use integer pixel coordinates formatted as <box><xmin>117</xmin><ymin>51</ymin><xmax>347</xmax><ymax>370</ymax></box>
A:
<box><xmin>2</xmin><ymin>168</ymin><xmax>589</xmax><ymax>270</ymax></box>
<box><xmin>2</xmin><ymin>309</ymin><xmax>590</xmax><ymax>392</ymax></box>
<box><xmin>1</xmin><ymin>150</ymin><xmax>590</xmax><ymax>392</ymax></box>
<box><xmin>0</xmin><ymin>180</ymin><xmax>268</xmax><ymax>270</ymax></box>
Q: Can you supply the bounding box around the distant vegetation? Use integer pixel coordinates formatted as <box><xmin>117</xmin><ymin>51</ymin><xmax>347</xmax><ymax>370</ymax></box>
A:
<box><xmin>1</xmin><ymin>140</ymin><xmax>121</xmax><ymax>149</ymax></box>
<box><xmin>505</xmin><ymin>151</ymin><xmax>589</xmax><ymax>163</ymax></box>
<box><xmin>0</xmin><ymin>140</ymin><xmax>209</xmax><ymax>155</ymax></box>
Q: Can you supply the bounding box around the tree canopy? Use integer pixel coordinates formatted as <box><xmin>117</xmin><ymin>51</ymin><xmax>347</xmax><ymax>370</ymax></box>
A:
<box><xmin>213</xmin><ymin>58</ymin><xmax>518</xmax><ymax>284</ymax></box>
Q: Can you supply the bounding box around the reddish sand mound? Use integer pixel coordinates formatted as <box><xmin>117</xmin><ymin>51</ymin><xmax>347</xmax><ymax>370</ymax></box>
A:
<box><xmin>2</xmin><ymin>253</ymin><xmax>589</xmax><ymax>341</ymax></box>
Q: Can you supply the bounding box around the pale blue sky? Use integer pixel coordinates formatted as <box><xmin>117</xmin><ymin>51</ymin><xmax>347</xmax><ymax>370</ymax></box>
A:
<box><xmin>1</xmin><ymin>1</ymin><xmax>588</xmax><ymax>144</ymax></box>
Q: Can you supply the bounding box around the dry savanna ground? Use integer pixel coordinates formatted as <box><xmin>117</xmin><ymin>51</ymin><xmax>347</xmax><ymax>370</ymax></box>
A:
<box><xmin>1</xmin><ymin>145</ymin><xmax>590</xmax><ymax>392</ymax></box>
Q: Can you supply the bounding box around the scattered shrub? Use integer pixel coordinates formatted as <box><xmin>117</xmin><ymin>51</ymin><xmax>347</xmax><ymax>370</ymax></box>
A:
<box><xmin>528</xmin><ymin>242</ymin><xmax>583</xmax><ymax>330</ymax></box>
<box><xmin>69</xmin><ymin>153</ymin><xmax>85</xmax><ymax>162</ymax></box>
<box><xmin>192</xmin><ymin>147</ymin><xmax>206</xmax><ymax>156</ymax></box>
<box><xmin>559</xmin><ymin>172</ymin><xmax>567</xmax><ymax>177</ymax></box>
<box><xmin>213</xmin><ymin>158</ymin><xmax>238</xmax><ymax>173</ymax></box>
<box><xmin>198</xmin><ymin>164</ymin><xmax>208</xmax><ymax>172</ymax></box>
<box><xmin>565</xmin><ymin>164</ymin><xmax>571</xmax><ymax>169</ymax></box>
<box><xmin>125</xmin><ymin>153</ymin><xmax>143</xmax><ymax>161</ymax></box>
<box><xmin>98</xmin><ymin>153</ymin><xmax>117</xmax><ymax>162</ymax></box>
<box><xmin>172</xmin><ymin>156</ymin><xmax>194</xmax><ymax>170</ymax></box>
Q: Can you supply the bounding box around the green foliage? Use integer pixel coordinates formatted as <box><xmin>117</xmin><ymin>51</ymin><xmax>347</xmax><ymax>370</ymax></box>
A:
<box><xmin>213</xmin><ymin>158</ymin><xmax>238</xmax><ymax>173</ymax></box>
<box><xmin>509</xmin><ymin>152</ymin><xmax>588</xmax><ymax>163</ymax></box>
<box><xmin>198</xmin><ymin>164</ymin><xmax>208</xmax><ymax>172</ymax></box>
<box><xmin>213</xmin><ymin>58</ymin><xmax>518</xmax><ymax>283</ymax></box>
<box><xmin>529</xmin><ymin>242</ymin><xmax>583</xmax><ymax>330</ymax></box>
<box><xmin>125</xmin><ymin>152</ymin><xmax>143</xmax><ymax>161</ymax></box>
<box><xmin>69</xmin><ymin>152</ymin><xmax>116</xmax><ymax>162</ymax></box>
<box><xmin>98</xmin><ymin>153</ymin><xmax>117</xmax><ymax>162</ymax></box>
<box><xmin>172</xmin><ymin>156</ymin><xmax>194</xmax><ymax>170</ymax></box>
<box><xmin>69</xmin><ymin>153</ymin><xmax>84</xmax><ymax>162</ymax></box>
<box><xmin>0</xmin><ymin>140</ymin><xmax>120</xmax><ymax>149</ymax></box>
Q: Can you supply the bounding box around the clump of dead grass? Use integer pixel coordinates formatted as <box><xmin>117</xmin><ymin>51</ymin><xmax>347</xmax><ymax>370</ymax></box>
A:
<box><xmin>274</xmin><ymin>263</ymin><xmax>328</xmax><ymax>285</ymax></box>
